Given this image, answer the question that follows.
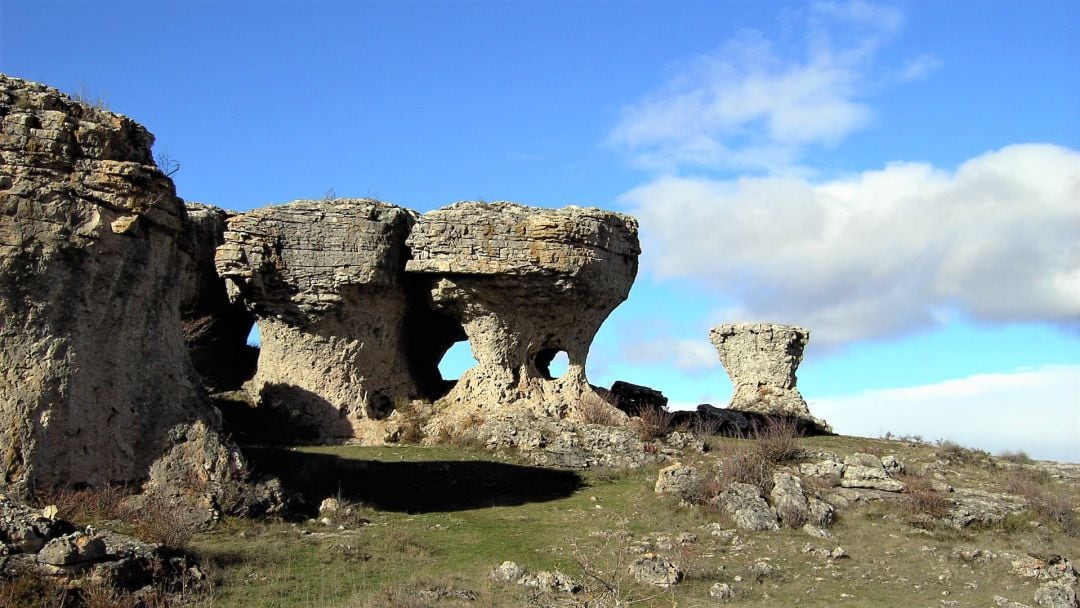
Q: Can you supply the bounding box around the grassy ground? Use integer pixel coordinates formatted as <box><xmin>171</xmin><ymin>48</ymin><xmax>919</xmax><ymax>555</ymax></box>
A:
<box><xmin>180</xmin><ymin>438</ymin><xmax>1079</xmax><ymax>608</ymax></box>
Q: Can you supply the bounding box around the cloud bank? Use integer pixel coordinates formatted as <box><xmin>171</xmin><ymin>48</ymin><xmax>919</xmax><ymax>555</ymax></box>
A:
<box><xmin>811</xmin><ymin>364</ymin><xmax>1080</xmax><ymax>462</ymax></box>
<box><xmin>621</xmin><ymin>144</ymin><xmax>1080</xmax><ymax>346</ymax></box>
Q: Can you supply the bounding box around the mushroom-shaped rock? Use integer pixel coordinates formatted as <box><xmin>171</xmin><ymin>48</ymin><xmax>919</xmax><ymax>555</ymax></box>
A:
<box><xmin>0</xmin><ymin>74</ymin><xmax>245</xmax><ymax>495</ymax></box>
<box><xmin>405</xmin><ymin>201</ymin><xmax>639</xmax><ymax>421</ymax></box>
<box><xmin>709</xmin><ymin>323</ymin><xmax>828</xmax><ymax>429</ymax></box>
<box><xmin>215</xmin><ymin>199</ymin><xmax>419</xmax><ymax>440</ymax></box>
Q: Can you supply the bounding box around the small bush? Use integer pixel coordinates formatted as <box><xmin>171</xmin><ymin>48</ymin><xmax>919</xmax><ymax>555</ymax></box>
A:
<box><xmin>753</xmin><ymin>418</ymin><xmax>802</xmax><ymax>464</ymax></box>
<box><xmin>703</xmin><ymin>419</ymin><xmax>803</xmax><ymax>498</ymax></box>
<box><xmin>634</xmin><ymin>406</ymin><xmax>672</xmax><ymax>441</ymax></box>
<box><xmin>898</xmin><ymin>474</ymin><xmax>952</xmax><ymax>520</ymax></box>
<box><xmin>935</xmin><ymin>440</ymin><xmax>989</xmax><ymax>465</ymax></box>
<box><xmin>35</xmin><ymin>484</ymin><xmax>128</xmax><ymax>525</ymax></box>
<box><xmin>1005</xmin><ymin>470</ymin><xmax>1080</xmax><ymax>536</ymax></box>
<box><xmin>997</xmin><ymin>450</ymin><xmax>1033</xmax><ymax>464</ymax></box>
<box><xmin>576</xmin><ymin>391</ymin><xmax>624</xmax><ymax>427</ymax></box>
<box><xmin>120</xmin><ymin>492</ymin><xmax>198</xmax><ymax>550</ymax></box>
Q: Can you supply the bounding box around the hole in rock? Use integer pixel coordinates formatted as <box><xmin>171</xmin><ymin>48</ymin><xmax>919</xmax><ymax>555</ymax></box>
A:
<box><xmin>535</xmin><ymin>348</ymin><xmax>569</xmax><ymax>380</ymax></box>
<box><xmin>438</xmin><ymin>340</ymin><xmax>478</xmax><ymax>382</ymax></box>
<box><xmin>246</xmin><ymin>323</ymin><xmax>261</xmax><ymax>348</ymax></box>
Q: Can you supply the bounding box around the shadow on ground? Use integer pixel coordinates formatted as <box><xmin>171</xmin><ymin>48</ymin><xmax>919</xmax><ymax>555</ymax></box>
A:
<box><xmin>244</xmin><ymin>447</ymin><xmax>584</xmax><ymax>515</ymax></box>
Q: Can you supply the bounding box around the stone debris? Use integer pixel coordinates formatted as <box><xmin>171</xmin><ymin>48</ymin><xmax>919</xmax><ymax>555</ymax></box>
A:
<box><xmin>628</xmin><ymin>553</ymin><xmax>683</xmax><ymax>587</ymax></box>
<box><xmin>655</xmin><ymin>464</ymin><xmax>702</xmax><ymax>496</ymax></box>
<box><xmin>709</xmin><ymin>581</ymin><xmax>736</xmax><ymax>602</ymax></box>
<box><xmin>709</xmin><ymin>323</ymin><xmax>828</xmax><ymax>430</ymax></box>
<box><xmin>491</xmin><ymin>561</ymin><xmax>580</xmax><ymax>594</ymax></box>
<box><xmin>715</xmin><ymin>483</ymin><xmax>780</xmax><ymax>532</ymax></box>
<box><xmin>1034</xmin><ymin>581</ymin><xmax>1080</xmax><ymax>608</ymax></box>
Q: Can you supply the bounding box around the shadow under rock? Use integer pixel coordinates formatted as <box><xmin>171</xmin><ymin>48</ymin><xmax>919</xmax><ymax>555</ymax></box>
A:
<box><xmin>243</xmin><ymin>447</ymin><xmax>585</xmax><ymax>515</ymax></box>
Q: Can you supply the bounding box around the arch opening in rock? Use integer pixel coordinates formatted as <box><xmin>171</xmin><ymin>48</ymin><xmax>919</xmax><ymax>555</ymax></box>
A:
<box><xmin>437</xmin><ymin>339</ymin><xmax>478</xmax><ymax>383</ymax></box>
<box><xmin>534</xmin><ymin>348</ymin><xmax>569</xmax><ymax>380</ymax></box>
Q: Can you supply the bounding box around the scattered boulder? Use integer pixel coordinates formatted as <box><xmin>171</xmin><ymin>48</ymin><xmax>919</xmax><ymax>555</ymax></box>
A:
<box><xmin>491</xmin><ymin>560</ymin><xmax>527</xmax><ymax>583</ymax></box>
<box><xmin>1035</xmin><ymin>581</ymin><xmax>1080</xmax><ymax>608</ymax></box>
<box><xmin>948</xmin><ymin>489</ymin><xmax>1028</xmax><ymax>528</ymax></box>
<box><xmin>709</xmin><ymin>323</ymin><xmax>828</xmax><ymax>431</ymax></box>
<box><xmin>655</xmin><ymin>464</ymin><xmax>702</xmax><ymax>497</ymax></box>
<box><xmin>609</xmin><ymin>380</ymin><xmax>668</xmax><ymax>416</ymax></box>
<box><xmin>770</xmin><ymin>471</ymin><xmax>809</xmax><ymax>527</ymax></box>
<box><xmin>493</xmin><ymin>561</ymin><xmax>580</xmax><ymax>594</ymax></box>
<box><xmin>715</xmin><ymin>483</ymin><xmax>779</xmax><ymax>532</ymax></box>
<box><xmin>628</xmin><ymin>553</ymin><xmax>682</xmax><ymax>587</ymax></box>
<box><xmin>0</xmin><ymin>74</ymin><xmax>248</xmax><ymax>499</ymax></box>
<box><xmin>840</xmin><ymin>453</ymin><xmax>906</xmax><ymax>492</ymax></box>
<box><xmin>709</xmin><ymin>581</ymin><xmax>736</xmax><ymax>602</ymax></box>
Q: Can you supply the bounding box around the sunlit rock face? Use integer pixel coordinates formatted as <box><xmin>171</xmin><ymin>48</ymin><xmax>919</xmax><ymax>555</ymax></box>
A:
<box><xmin>709</xmin><ymin>323</ymin><xmax>829</xmax><ymax>430</ymax></box>
<box><xmin>0</xmin><ymin>74</ymin><xmax>245</xmax><ymax>495</ymax></box>
<box><xmin>215</xmin><ymin>199</ymin><xmax>422</xmax><ymax>440</ymax></box>
<box><xmin>405</xmin><ymin>202</ymin><xmax>640</xmax><ymax>423</ymax></box>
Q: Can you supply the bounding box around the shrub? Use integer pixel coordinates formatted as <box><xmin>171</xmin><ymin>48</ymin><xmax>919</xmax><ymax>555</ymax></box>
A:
<box><xmin>634</xmin><ymin>406</ymin><xmax>672</xmax><ymax>441</ymax></box>
<box><xmin>935</xmin><ymin>440</ymin><xmax>989</xmax><ymax>465</ymax></box>
<box><xmin>997</xmin><ymin>449</ymin><xmax>1033</xmax><ymax>464</ymax></box>
<box><xmin>700</xmin><ymin>418</ymin><xmax>803</xmax><ymax>499</ymax></box>
<box><xmin>576</xmin><ymin>391</ymin><xmax>624</xmax><ymax>427</ymax></box>
<box><xmin>898</xmin><ymin>474</ymin><xmax>952</xmax><ymax>520</ymax></box>
<box><xmin>1005</xmin><ymin>470</ymin><xmax>1079</xmax><ymax>536</ymax></box>
<box><xmin>34</xmin><ymin>484</ymin><xmax>127</xmax><ymax>525</ymax></box>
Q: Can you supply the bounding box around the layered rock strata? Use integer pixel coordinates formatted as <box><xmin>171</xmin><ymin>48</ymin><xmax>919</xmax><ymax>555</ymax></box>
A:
<box><xmin>178</xmin><ymin>203</ymin><xmax>257</xmax><ymax>392</ymax></box>
<box><xmin>709</xmin><ymin>323</ymin><xmax>828</xmax><ymax>429</ymax></box>
<box><xmin>215</xmin><ymin>199</ymin><xmax>421</xmax><ymax>440</ymax></box>
<box><xmin>406</xmin><ymin>202</ymin><xmax>639</xmax><ymax>423</ymax></box>
<box><xmin>0</xmin><ymin>75</ymin><xmax>247</xmax><ymax>496</ymax></box>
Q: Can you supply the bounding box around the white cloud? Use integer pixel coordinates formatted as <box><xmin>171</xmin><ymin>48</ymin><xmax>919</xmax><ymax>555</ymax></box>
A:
<box><xmin>899</xmin><ymin>53</ymin><xmax>943</xmax><ymax>81</ymax></box>
<box><xmin>608</xmin><ymin>1</ymin><xmax>911</xmax><ymax>173</ymax></box>
<box><xmin>811</xmin><ymin>365</ymin><xmax>1080</xmax><ymax>462</ymax></box>
<box><xmin>620</xmin><ymin>144</ymin><xmax>1080</xmax><ymax>346</ymax></box>
<box><xmin>622</xmin><ymin>337</ymin><xmax>719</xmax><ymax>372</ymax></box>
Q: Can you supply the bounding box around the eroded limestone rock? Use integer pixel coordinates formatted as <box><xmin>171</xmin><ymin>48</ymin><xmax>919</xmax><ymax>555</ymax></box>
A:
<box><xmin>0</xmin><ymin>74</ymin><xmax>246</xmax><ymax>496</ymax></box>
<box><xmin>709</xmin><ymin>323</ymin><xmax>829</xmax><ymax>429</ymax></box>
<box><xmin>178</xmin><ymin>203</ymin><xmax>257</xmax><ymax>392</ymax></box>
<box><xmin>215</xmin><ymin>199</ymin><xmax>421</xmax><ymax>440</ymax></box>
<box><xmin>406</xmin><ymin>201</ymin><xmax>639</xmax><ymax>423</ymax></box>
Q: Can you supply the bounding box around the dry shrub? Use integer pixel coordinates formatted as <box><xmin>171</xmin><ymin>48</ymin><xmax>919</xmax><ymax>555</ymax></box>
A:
<box><xmin>935</xmin><ymin>440</ymin><xmax>989</xmax><ymax>465</ymax></box>
<box><xmin>898</xmin><ymin>474</ymin><xmax>952</xmax><ymax>520</ymax></box>
<box><xmin>1005</xmin><ymin>470</ymin><xmax>1080</xmax><ymax>536</ymax></box>
<box><xmin>0</xmin><ymin>565</ymin><xmax>71</xmax><ymax>608</ymax></box>
<box><xmin>35</xmin><ymin>484</ymin><xmax>128</xmax><ymax>525</ymax></box>
<box><xmin>391</xmin><ymin>400</ymin><xmax>430</xmax><ymax>444</ymax></box>
<box><xmin>997</xmin><ymin>450</ymin><xmax>1033</xmax><ymax>464</ymax></box>
<box><xmin>577</xmin><ymin>391</ymin><xmax>624</xmax><ymax>427</ymax></box>
<box><xmin>120</xmin><ymin>492</ymin><xmax>198</xmax><ymax>550</ymax></box>
<box><xmin>634</xmin><ymin>406</ymin><xmax>672</xmax><ymax>441</ymax></box>
<box><xmin>691</xmin><ymin>415</ymin><xmax>721</xmax><ymax>440</ymax></box>
<box><xmin>700</xmin><ymin>419</ymin><xmax>803</xmax><ymax>499</ymax></box>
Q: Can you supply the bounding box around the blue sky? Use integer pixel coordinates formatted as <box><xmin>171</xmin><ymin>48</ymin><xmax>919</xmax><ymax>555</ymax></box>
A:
<box><xmin>2</xmin><ymin>1</ymin><xmax>1077</xmax><ymax>460</ymax></box>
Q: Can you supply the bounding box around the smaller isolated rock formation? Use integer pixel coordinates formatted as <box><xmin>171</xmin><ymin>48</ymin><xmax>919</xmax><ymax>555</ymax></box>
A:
<box><xmin>709</xmin><ymin>323</ymin><xmax>829</xmax><ymax>431</ymax></box>
<box><xmin>407</xmin><ymin>202</ymin><xmax>639</xmax><ymax>425</ymax></box>
<box><xmin>215</xmin><ymin>199</ymin><xmax>420</xmax><ymax>441</ymax></box>
<box><xmin>609</xmin><ymin>380</ymin><xmax>668</xmax><ymax>416</ymax></box>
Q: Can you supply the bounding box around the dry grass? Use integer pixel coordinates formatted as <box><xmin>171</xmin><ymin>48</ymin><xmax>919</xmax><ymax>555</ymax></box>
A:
<box><xmin>934</xmin><ymin>439</ymin><xmax>990</xmax><ymax>465</ymax></box>
<box><xmin>634</xmin><ymin>406</ymin><xmax>673</xmax><ymax>441</ymax></box>
<box><xmin>34</xmin><ymin>485</ymin><xmax>198</xmax><ymax>550</ymax></box>
<box><xmin>897</xmin><ymin>473</ymin><xmax>952</xmax><ymax>520</ymax></box>
<box><xmin>576</xmin><ymin>391</ymin><xmax>624</xmax><ymax>427</ymax></box>
<box><xmin>1004</xmin><ymin>469</ymin><xmax>1080</xmax><ymax>536</ymax></box>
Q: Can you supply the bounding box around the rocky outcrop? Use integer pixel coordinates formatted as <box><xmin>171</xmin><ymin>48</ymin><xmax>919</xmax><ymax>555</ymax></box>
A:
<box><xmin>709</xmin><ymin>323</ymin><xmax>829</xmax><ymax>430</ymax></box>
<box><xmin>609</xmin><ymin>380</ymin><xmax>668</xmax><ymax>416</ymax></box>
<box><xmin>0</xmin><ymin>74</ymin><xmax>247</xmax><ymax>496</ymax></box>
<box><xmin>406</xmin><ymin>202</ymin><xmax>639</xmax><ymax>424</ymax></box>
<box><xmin>215</xmin><ymin>199</ymin><xmax>420</xmax><ymax>441</ymax></box>
<box><xmin>178</xmin><ymin>203</ymin><xmax>257</xmax><ymax>392</ymax></box>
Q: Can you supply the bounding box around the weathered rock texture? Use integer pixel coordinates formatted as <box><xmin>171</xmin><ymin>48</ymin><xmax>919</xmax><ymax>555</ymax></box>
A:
<box><xmin>709</xmin><ymin>323</ymin><xmax>828</xmax><ymax>429</ymax></box>
<box><xmin>178</xmin><ymin>203</ymin><xmax>257</xmax><ymax>392</ymax></box>
<box><xmin>407</xmin><ymin>202</ymin><xmax>639</xmax><ymax>423</ymax></box>
<box><xmin>0</xmin><ymin>74</ymin><xmax>246</xmax><ymax>495</ymax></box>
<box><xmin>215</xmin><ymin>199</ymin><xmax>422</xmax><ymax>440</ymax></box>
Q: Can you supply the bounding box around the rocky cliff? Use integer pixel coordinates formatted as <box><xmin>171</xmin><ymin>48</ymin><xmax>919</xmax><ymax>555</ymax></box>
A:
<box><xmin>0</xmin><ymin>75</ymin><xmax>247</xmax><ymax>499</ymax></box>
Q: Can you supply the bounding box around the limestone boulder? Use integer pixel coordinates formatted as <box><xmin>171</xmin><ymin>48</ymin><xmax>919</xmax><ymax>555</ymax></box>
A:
<box><xmin>709</xmin><ymin>323</ymin><xmax>829</xmax><ymax>430</ymax></box>
<box><xmin>406</xmin><ymin>201</ymin><xmax>639</xmax><ymax>422</ymax></box>
<box><xmin>0</xmin><ymin>74</ymin><xmax>246</xmax><ymax>496</ymax></box>
<box><xmin>216</xmin><ymin>199</ymin><xmax>421</xmax><ymax>440</ymax></box>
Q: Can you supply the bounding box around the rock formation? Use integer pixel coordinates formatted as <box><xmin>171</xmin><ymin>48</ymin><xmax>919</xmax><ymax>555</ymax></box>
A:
<box><xmin>0</xmin><ymin>75</ymin><xmax>247</xmax><ymax>498</ymax></box>
<box><xmin>215</xmin><ymin>199</ymin><xmax>421</xmax><ymax>440</ymax></box>
<box><xmin>178</xmin><ymin>203</ymin><xmax>257</xmax><ymax>392</ymax></box>
<box><xmin>709</xmin><ymin>323</ymin><xmax>828</xmax><ymax>429</ymax></box>
<box><xmin>406</xmin><ymin>202</ymin><xmax>639</xmax><ymax>423</ymax></box>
